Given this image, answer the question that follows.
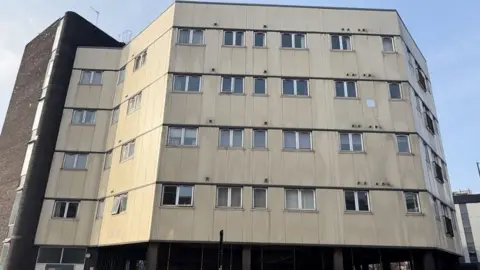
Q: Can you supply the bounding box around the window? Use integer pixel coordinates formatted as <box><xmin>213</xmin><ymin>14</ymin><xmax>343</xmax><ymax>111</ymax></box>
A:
<box><xmin>63</xmin><ymin>153</ymin><xmax>88</xmax><ymax>169</ymax></box>
<box><xmin>178</xmin><ymin>29</ymin><xmax>204</xmax><ymax>45</ymax></box>
<box><xmin>219</xmin><ymin>129</ymin><xmax>243</xmax><ymax>148</ymax></box>
<box><xmin>118</xmin><ymin>66</ymin><xmax>126</xmax><ymax>85</ymax></box>
<box><xmin>216</xmin><ymin>187</ymin><xmax>242</xmax><ymax>208</ymax></box>
<box><xmin>282</xmin><ymin>79</ymin><xmax>308</xmax><ymax>96</ymax></box>
<box><xmin>224</xmin><ymin>30</ymin><xmax>244</xmax><ymax>46</ymax></box>
<box><xmin>396</xmin><ymin>134</ymin><xmax>410</xmax><ymax>153</ymax></box>
<box><xmin>335</xmin><ymin>81</ymin><xmax>357</xmax><ymax>98</ymax></box>
<box><xmin>285</xmin><ymin>189</ymin><xmax>315</xmax><ymax>210</ymax></box>
<box><xmin>404</xmin><ymin>192</ymin><xmax>420</xmax><ymax>213</ymax></box>
<box><xmin>254</xmin><ymin>77</ymin><xmax>266</xmax><ymax>95</ymax></box>
<box><xmin>416</xmin><ymin>62</ymin><xmax>428</xmax><ymax>91</ymax></box>
<box><xmin>71</xmin><ymin>109</ymin><xmax>96</xmax><ymax>125</ymax></box>
<box><xmin>173</xmin><ymin>75</ymin><xmax>201</xmax><ymax>92</ymax></box>
<box><xmin>339</xmin><ymin>133</ymin><xmax>363</xmax><ymax>152</ymax></box>
<box><xmin>167</xmin><ymin>127</ymin><xmax>198</xmax><ymax>146</ymax></box>
<box><xmin>161</xmin><ymin>185</ymin><xmax>194</xmax><ymax>206</ymax></box>
<box><xmin>253</xmin><ymin>130</ymin><xmax>267</xmax><ymax>149</ymax></box>
<box><xmin>425</xmin><ymin>111</ymin><xmax>435</xmax><ymax>134</ymax></box>
<box><xmin>52</xmin><ymin>201</ymin><xmax>79</xmax><ymax>218</ymax></box>
<box><xmin>442</xmin><ymin>204</ymin><xmax>454</xmax><ymax>236</ymax></box>
<box><xmin>95</xmin><ymin>200</ymin><xmax>104</xmax><ymax>219</ymax></box>
<box><xmin>0</xmin><ymin>243</ymin><xmax>9</xmax><ymax>267</ymax></box>
<box><xmin>104</xmin><ymin>151</ymin><xmax>112</xmax><ymax>170</ymax></box>
<box><xmin>434</xmin><ymin>160</ymin><xmax>444</xmax><ymax>183</ymax></box>
<box><xmin>134</xmin><ymin>50</ymin><xmax>147</xmax><ymax>71</ymax></box>
<box><xmin>344</xmin><ymin>190</ymin><xmax>370</xmax><ymax>211</ymax></box>
<box><xmin>254</xmin><ymin>32</ymin><xmax>266</xmax><ymax>47</ymax></box>
<box><xmin>382</xmin><ymin>37</ymin><xmax>394</xmax><ymax>52</ymax></box>
<box><xmin>37</xmin><ymin>247</ymin><xmax>86</xmax><ymax>264</ymax></box>
<box><xmin>120</xmin><ymin>140</ymin><xmax>135</xmax><ymax>161</ymax></box>
<box><xmin>389</xmin><ymin>83</ymin><xmax>401</xmax><ymax>99</ymax></box>
<box><xmin>80</xmin><ymin>70</ymin><xmax>102</xmax><ymax>85</ymax></box>
<box><xmin>433</xmin><ymin>198</ymin><xmax>440</xmax><ymax>219</ymax></box>
<box><xmin>253</xmin><ymin>188</ymin><xmax>267</xmax><ymax>209</ymax></box>
<box><xmin>111</xmin><ymin>106</ymin><xmax>120</xmax><ymax>124</ymax></box>
<box><xmin>331</xmin><ymin>35</ymin><xmax>351</xmax><ymax>50</ymax></box>
<box><xmin>415</xmin><ymin>95</ymin><xmax>422</xmax><ymax>112</ymax></box>
<box><xmin>111</xmin><ymin>193</ymin><xmax>128</xmax><ymax>214</ymax></box>
<box><xmin>221</xmin><ymin>77</ymin><xmax>244</xmax><ymax>93</ymax></box>
<box><xmin>127</xmin><ymin>92</ymin><xmax>142</xmax><ymax>113</ymax></box>
<box><xmin>283</xmin><ymin>131</ymin><xmax>312</xmax><ymax>150</ymax></box>
<box><xmin>281</xmin><ymin>33</ymin><xmax>305</xmax><ymax>48</ymax></box>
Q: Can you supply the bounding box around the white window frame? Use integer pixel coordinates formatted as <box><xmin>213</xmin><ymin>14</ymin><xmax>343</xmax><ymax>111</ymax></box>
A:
<box><xmin>167</xmin><ymin>127</ymin><xmax>198</xmax><ymax>146</ymax></box>
<box><xmin>161</xmin><ymin>185</ymin><xmax>194</xmax><ymax>206</ymax></box>
<box><xmin>382</xmin><ymin>36</ymin><xmax>395</xmax><ymax>52</ymax></box>
<box><xmin>79</xmin><ymin>70</ymin><xmax>103</xmax><ymax>85</ymax></box>
<box><xmin>253</xmin><ymin>77</ymin><xmax>267</xmax><ymax>95</ymax></box>
<box><xmin>281</xmin><ymin>33</ymin><xmax>306</xmax><ymax>49</ymax></box>
<box><xmin>127</xmin><ymin>92</ymin><xmax>142</xmax><ymax>113</ymax></box>
<box><xmin>252</xmin><ymin>129</ymin><xmax>267</xmax><ymax>149</ymax></box>
<box><xmin>388</xmin><ymin>82</ymin><xmax>402</xmax><ymax>99</ymax></box>
<box><xmin>216</xmin><ymin>187</ymin><xmax>243</xmax><ymax>208</ymax></box>
<box><xmin>173</xmin><ymin>75</ymin><xmax>201</xmax><ymax>92</ymax></box>
<box><xmin>219</xmin><ymin>129</ymin><xmax>244</xmax><ymax>148</ymax></box>
<box><xmin>52</xmin><ymin>201</ymin><xmax>79</xmax><ymax>219</ymax></box>
<box><xmin>284</xmin><ymin>189</ymin><xmax>316</xmax><ymax>210</ymax></box>
<box><xmin>282</xmin><ymin>79</ymin><xmax>309</xmax><ymax>96</ymax></box>
<box><xmin>253</xmin><ymin>32</ymin><xmax>266</xmax><ymax>47</ymax></box>
<box><xmin>223</xmin><ymin>30</ymin><xmax>245</xmax><ymax>46</ymax></box>
<box><xmin>221</xmin><ymin>76</ymin><xmax>244</xmax><ymax>93</ymax></box>
<box><xmin>283</xmin><ymin>131</ymin><xmax>312</xmax><ymax>150</ymax></box>
<box><xmin>339</xmin><ymin>133</ymin><xmax>364</xmax><ymax>152</ymax></box>
<box><xmin>345</xmin><ymin>190</ymin><xmax>370</xmax><ymax>212</ymax></box>
<box><xmin>404</xmin><ymin>192</ymin><xmax>421</xmax><ymax>213</ymax></box>
<box><xmin>331</xmin><ymin>35</ymin><xmax>352</xmax><ymax>51</ymax></box>
<box><xmin>178</xmin><ymin>29</ymin><xmax>204</xmax><ymax>44</ymax></box>
<box><xmin>133</xmin><ymin>50</ymin><xmax>147</xmax><ymax>71</ymax></box>
<box><xmin>335</xmin><ymin>81</ymin><xmax>357</xmax><ymax>98</ymax></box>
<box><xmin>396</xmin><ymin>134</ymin><xmax>411</xmax><ymax>153</ymax></box>
<box><xmin>117</xmin><ymin>66</ymin><xmax>126</xmax><ymax>85</ymax></box>
<box><xmin>252</xmin><ymin>187</ymin><xmax>268</xmax><ymax>209</ymax></box>
<box><xmin>95</xmin><ymin>200</ymin><xmax>104</xmax><ymax>219</ymax></box>
<box><xmin>120</xmin><ymin>140</ymin><xmax>135</xmax><ymax>161</ymax></box>
<box><xmin>71</xmin><ymin>109</ymin><xmax>96</xmax><ymax>125</ymax></box>
<box><xmin>111</xmin><ymin>106</ymin><xmax>120</xmax><ymax>124</ymax></box>
<box><xmin>111</xmin><ymin>193</ymin><xmax>128</xmax><ymax>215</ymax></box>
<box><xmin>62</xmin><ymin>153</ymin><xmax>88</xmax><ymax>169</ymax></box>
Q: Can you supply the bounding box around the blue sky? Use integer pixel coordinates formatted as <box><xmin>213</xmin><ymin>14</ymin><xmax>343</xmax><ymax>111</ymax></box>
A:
<box><xmin>0</xmin><ymin>0</ymin><xmax>478</xmax><ymax>191</ymax></box>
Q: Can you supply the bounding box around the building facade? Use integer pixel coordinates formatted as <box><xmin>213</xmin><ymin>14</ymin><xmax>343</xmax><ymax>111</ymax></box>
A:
<box><xmin>454</xmin><ymin>191</ymin><xmax>480</xmax><ymax>265</ymax></box>
<box><xmin>0</xmin><ymin>1</ymin><xmax>462</xmax><ymax>269</ymax></box>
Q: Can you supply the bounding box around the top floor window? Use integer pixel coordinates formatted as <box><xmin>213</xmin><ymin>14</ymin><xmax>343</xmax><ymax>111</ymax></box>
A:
<box><xmin>254</xmin><ymin>32</ymin><xmax>266</xmax><ymax>47</ymax></box>
<box><xmin>382</xmin><ymin>37</ymin><xmax>395</xmax><ymax>52</ymax></box>
<box><xmin>173</xmin><ymin>75</ymin><xmax>201</xmax><ymax>92</ymax></box>
<box><xmin>331</xmin><ymin>35</ymin><xmax>351</xmax><ymax>50</ymax></box>
<box><xmin>281</xmin><ymin>33</ymin><xmax>305</xmax><ymax>49</ymax></box>
<box><xmin>80</xmin><ymin>70</ymin><xmax>102</xmax><ymax>85</ymax></box>
<box><xmin>224</xmin><ymin>30</ymin><xmax>244</xmax><ymax>46</ymax></box>
<box><xmin>134</xmin><ymin>50</ymin><xmax>147</xmax><ymax>71</ymax></box>
<box><xmin>416</xmin><ymin>62</ymin><xmax>428</xmax><ymax>91</ymax></box>
<box><xmin>178</xmin><ymin>29</ymin><xmax>204</xmax><ymax>45</ymax></box>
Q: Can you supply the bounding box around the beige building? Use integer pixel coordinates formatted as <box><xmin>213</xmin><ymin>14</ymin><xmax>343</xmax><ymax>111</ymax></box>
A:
<box><xmin>1</xmin><ymin>1</ymin><xmax>462</xmax><ymax>270</ymax></box>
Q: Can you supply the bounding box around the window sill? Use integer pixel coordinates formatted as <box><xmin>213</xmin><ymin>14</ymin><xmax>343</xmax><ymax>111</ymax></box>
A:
<box><xmin>160</xmin><ymin>205</ymin><xmax>195</xmax><ymax>209</ymax></box>
<box><xmin>388</xmin><ymin>98</ymin><xmax>404</xmax><ymax>102</ymax></box>
<box><xmin>397</xmin><ymin>152</ymin><xmax>414</xmax><ymax>156</ymax></box>
<box><xmin>218</xmin><ymin>147</ymin><xmax>245</xmax><ymax>150</ymax></box>
<box><xmin>284</xmin><ymin>209</ymin><xmax>318</xmax><ymax>213</ymax></box>
<box><xmin>171</xmin><ymin>91</ymin><xmax>202</xmax><ymax>94</ymax></box>
<box><xmin>221</xmin><ymin>45</ymin><xmax>247</xmax><ymax>48</ymax></box>
<box><xmin>252</xmin><ymin>148</ymin><xmax>269</xmax><ymax>151</ymax></box>
<box><xmin>253</xmin><ymin>46</ymin><xmax>268</xmax><ymax>49</ymax></box>
<box><xmin>219</xmin><ymin>92</ymin><xmax>246</xmax><ymax>96</ymax></box>
<box><xmin>61</xmin><ymin>168</ymin><xmax>88</xmax><ymax>171</ymax></box>
<box><xmin>344</xmin><ymin>210</ymin><xmax>372</xmax><ymax>215</ymax></box>
<box><xmin>339</xmin><ymin>151</ymin><xmax>366</xmax><ymax>154</ymax></box>
<box><xmin>252</xmin><ymin>208</ymin><xmax>269</xmax><ymax>212</ymax></box>
<box><xmin>406</xmin><ymin>212</ymin><xmax>424</xmax><ymax>216</ymax></box>
<box><xmin>280</xmin><ymin>47</ymin><xmax>309</xmax><ymax>51</ymax></box>
<box><xmin>166</xmin><ymin>145</ymin><xmax>199</xmax><ymax>149</ymax></box>
<box><xmin>282</xmin><ymin>148</ymin><xmax>314</xmax><ymax>152</ymax></box>
<box><xmin>51</xmin><ymin>217</ymin><xmax>79</xmax><ymax>221</ymax></box>
<box><xmin>281</xmin><ymin>95</ymin><xmax>310</xmax><ymax>98</ymax></box>
<box><xmin>78</xmin><ymin>83</ymin><xmax>103</xmax><ymax>86</ymax></box>
<box><xmin>70</xmin><ymin>123</ymin><xmax>96</xmax><ymax>127</ymax></box>
<box><xmin>214</xmin><ymin>207</ymin><xmax>244</xmax><ymax>211</ymax></box>
<box><xmin>176</xmin><ymin>43</ymin><xmax>206</xmax><ymax>47</ymax></box>
<box><xmin>330</xmin><ymin>49</ymin><xmax>355</xmax><ymax>52</ymax></box>
<box><xmin>252</xmin><ymin>94</ymin><xmax>268</xmax><ymax>97</ymax></box>
<box><xmin>334</xmin><ymin>97</ymin><xmax>360</xmax><ymax>100</ymax></box>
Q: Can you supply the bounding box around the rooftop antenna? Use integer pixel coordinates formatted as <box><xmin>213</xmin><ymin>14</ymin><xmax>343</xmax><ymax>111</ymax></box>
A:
<box><xmin>90</xmin><ymin>6</ymin><xmax>99</xmax><ymax>26</ymax></box>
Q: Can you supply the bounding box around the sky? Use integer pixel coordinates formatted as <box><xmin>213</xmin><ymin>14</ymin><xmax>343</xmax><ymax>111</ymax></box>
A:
<box><xmin>0</xmin><ymin>0</ymin><xmax>478</xmax><ymax>191</ymax></box>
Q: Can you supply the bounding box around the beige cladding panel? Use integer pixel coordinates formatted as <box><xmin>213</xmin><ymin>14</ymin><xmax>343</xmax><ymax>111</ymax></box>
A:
<box><xmin>74</xmin><ymin>48</ymin><xmax>121</xmax><ymax>70</ymax></box>
<box><xmin>65</xmin><ymin>71</ymin><xmax>118</xmax><ymax>109</ymax></box>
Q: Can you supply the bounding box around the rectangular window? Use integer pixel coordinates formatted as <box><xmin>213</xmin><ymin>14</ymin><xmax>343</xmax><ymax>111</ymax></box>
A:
<box><xmin>111</xmin><ymin>193</ymin><xmax>128</xmax><ymax>215</ymax></box>
<box><xmin>285</xmin><ymin>189</ymin><xmax>315</xmax><ymax>210</ymax></box>
<box><xmin>344</xmin><ymin>190</ymin><xmax>370</xmax><ymax>211</ymax></box>
<box><xmin>104</xmin><ymin>151</ymin><xmax>112</xmax><ymax>170</ymax></box>
<box><xmin>416</xmin><ymin>95</ymin><xmax>422</xmax><ymax>112</ymax></box>
<box><xmin>221</xmin><ymin>77</ymin><xmax>244</xmax><ymax>93</ymax></box>
<box><xmin>134</xmin><ymin>50</ymin><xmax>147</xmax><ymax>71</ymax></box>
<box><xmin>52</xmin><ymin>201</ymin><xmax>79</xmax><ymax>218</ymax></box>
<box><xmin>161</xmin><ymin>185</ymin><xmax>194</xmax><ymax>206</ymax></box>
<box><xmin>224</xmin><ymin>30</ymin><xmax>244</xmax><ymax>46</ymax></box>
<box><xmin>433</xmin><ymin>198</ymin><xmax>440</xmax><ymax>219</ymax></box>
<box><xmin>331</xmin><ymin>35</ymin><xmax>351</xmax><ymax>50</ymax></box>
<box><xmin>111</xmin><ymin>106</ymin><xmax>120</xmax><ymax>124</ymax></box>
<box><xmin>283</xmin><ymin>131</ymin><xmax>312</xmax><ymax>150</ymax></box>
<box><xmin>80</xmin><ymin>70</ymin><xmax>103</xmax><ymax>85</ymax></box>
<box><xmin>219</xmin><ymin>129</ymin><xmax>243</xmax><ymax>148</ymax></box>
<box><xmin>382</xmin><ymin>37</ymin><xmax>395</xmax><ymax>52</ymax></box>
<box><xmin>389</xmin><ymin>83</ymin><xmax>401</xmax><ymax>99</ymax></box>
<box><xmin>335</xmin><ymin>81</ymin><xmax>357</xmax><ymax>98</ymax></box>
<box><xmin>95</xmin><ymin>200</ymin><xmax>104</xmax><ymax>219</ymax></box>
<box><xmin>0</xmin><ymin>243</ymin><xmax>9</xmax><ymax>267</ymax></box>
<box><xmin>404</xmin><ymin>192</ymin><xmax>420</xmax><ymax>213</ymax></box>
<box><xmin>127</xmin><ymin>92</ymin><xmax>142</xmax><ymax>113</ymax></box>
<box><xmin>178</xmin><ymin>29</ymin><xmax>204</xmax><ymax>45</ymax></box>
<box><xmin>167</xmin><ymin>127</ymin><xmax>198</xmax><ymax>146</ymax></box>
<box><xmin>434</xmin><ymin>161</ymin><xmax>444</xmax><ymax>183</ymax></box>
<box><xmin>416</xmin><ymin>62</ymin><xmax>428</xmax><ymax>91</ymax></box>
<box><xmin>281</xmin><ymin>33</ymin><xmax>305</xmax><ymax>48</ymax></box>
<box><xmin>173</xmin><ymin>75</ymin><xmax>201</xmax><ymax>92</ymax></box>
<box><xmin>282</xmin><ymin>79</ymin><xmax>308</xmax><ymax>96</ymax></box>
<box><xmin>396</xmin><ymin>134</ymin><xmax>410</xmax><ymax>153</ymax></box>
<box><xmin>216</xmin><ymin>187</ymin><xmax>242</xmax><ymax>208</ymax></box>
<box><xmin>71</xmin><ymin>109</ymin><xmax>96</xmax><ymax>125</ymax></box>
<box><xmin>339</xmin><ymin>133</ymin><xmax>363</xmax><ymax>152</ymax></box>
<box><xmin>120</xmin><ymin>140</ymin><xmax>135</xmax><ymax>161</ymax></box>
<box><xmin>254</xmin><ymin>32</ymin><xmax>266</xmax><ymax>47</ymax></box>
<box><xmin>254</xmin><ymin>77</ymin><xmax>266</xmax><ymax>95</ymax></box>
<box><xmin>253</xmin><ymin>130</ymin><xmax>267</xmax><ymax>149</ymax></box>
<box><xmin>37</xmin><ymin>247</ymin><xmax>86</xmax><ymax>264</ymax></box>
<box><xmin>117</xmin><ymin>66</ymin><xmax>126</xmax><ymax>85</ymax></box>
<box><xmin>253</xmin><ymin>188</ymin><xmax>267</xmax><ymax>209</ymax></box>
<box><xmin>63</xmin><ymin>153</ymin><xmax>88</xmax><ymax>169</ymax></box>
<box><xmin>425</xmin><ymin>112</ymin><xmax>436</xmax><ymax>134</ymax></box>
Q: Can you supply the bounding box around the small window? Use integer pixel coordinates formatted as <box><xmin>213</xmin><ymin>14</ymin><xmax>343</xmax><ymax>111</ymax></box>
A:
<box><xmin>111</xmin><ymin>193</ymin><xmax>128</xmax><ymax>215</ymax></box>
<box><xmin>221</xmin><ymin>77</ymin><xmax>244</xmax><ymax>93</ymax></box>
<box><xmin>104</xmin><ymin>151</ymin><xmax>112</xmax><ymax>170</ymax></box>
<box><xmin>339</xmin><ymin>133</ymin><xmax>363</xmax><ymax>152</ymax></box>
<box><xmin>63</xmin><ymin>153</ymin><xmax>88</xmax><ymax>169</ymax></box>
<box><xmin>416</xmin><ymin>62</ymin><xmax>428</xmax><ymax>91</ymax></box>
<box><xmin>52</xmin><ymin>201</ymin><xmax>79</xmax><ymax>218</ymax></box>
<box><xmin>167</xmin><ymin>127</ymin><xmax>198</xmax><ymax>146</ymax></box>
<box><xmin>161</xmin><ymin>185</ymin><xmax>194</xmax><ymax>206</ymax></box>
<box><xmin>37</xmin><ymin>247</ymin><xmax>62</xmax><ymax>263</ymax></box>
<box><xmin>281</xmin><ymin>33</ymin><xmax>305</xmax><ymax>49</ymax></box>
<box><xmin>224</xmin><ymin>30</ymin><xmax>244</xmax><ymax>46</ymax></box>
<box><xmin>285</xmin><ymin>189</ymin><xmax>315</xmax><ymax>210</ymax></box>
<box><xmin>173</xmin><ymin>75</ymin><xmax>201</xmax><ymax>92</ymax></box>
<box><xmin>61</xmin><ymin>248</ymin><xmax>86</xmax><ymax>264</ymax></box>
<box><xmin>389</xmin><ymin>83</ymin><xmax>401</xmax><ymax>99</ymax></box>
<box><xmin>111</xmin><ymin>106</ymin><xmax>120</xmax><ymax>124</ymax></box>
<box><xmin>134</xmin><ymin>50</ymin><xmax>147</xmax><ymax>71</ymax></box>
<box><xmin>254</xmin><ymin>32</ymin><xmax>266</xmax><ymax>47</ymax></box>
<box><xmin>404</xmin><ymin>192</ymin><xmax>420</xmax><ymax>213</ymax></box>
<box><xmin>415</xmin><ymin>95</ymin><xmax>422</xmax><ymax>112</ymax></box>
<box><xmin>331</xmin><ymin>35</ymin><xmax>351</xmax><ymax>50</ymax></box>
<box><xmin>71</xmin><ymin>110</ymin><xmax>96</xmax><ymax>125</ymax></box>
<box><xmin>283</xmin><ymin>131</ymin><xmax>312</xmax><ymax>150</ymax></box>
<box><xmin>216</xmin><ymin>187</ymin><xmax>242</xmax><ymax>208</ymax></box>
<box><xmin>95</xmin><ymin>200</ymin><xmax>104</xmax><ymax>219</ymax></box>
<box><xmin>120</xmin><ymin>140</ymin><xmax>135</xmax><ymax>161</ymax></box>
<box><xmin>0</xmin><ymin>243</ymin><xmax>9</xmax><ymax>267</ymax></box>
<box><xmin>425</xmin><ymin>112</ymin><xmax>435</xmax><ymax>134</ymax></box>
<box><xmin>117</xmin><ymin>66</ymin><xmax>126</xmax><ymax>85</ymax></box>
<box><xmin>80</xmin><ymin>70</ymin><xmax>103</xmax><ymax>85</ymax></box>
<box><xmin>253</xmin><ymin>130</ymin><xmax>267</xmax><ymax>149</ymax></box>
<box><xmin>282</xmin><ymin>79</ymin><xmax>308</xmax><ymax>96</ymax></box>
<box><xmin>382</xmin><ymin>37</ymin><xmax>394</xmax><ymax>52</ymax></box>
<box><xmin>254</xmin><ymin>77</ymin><xmax>266</xmax><ymax>95</ymax></box>
<box><xmin>344</xmin><ymin>190</ymin><xmax>370</xmax><ymax>211</ymax></box>
<box><xmin>178</xmin><ymin>29</ymin><xmax>204</xmax><ymax>45</ymax></box>
<box><xmin>335</xmin><ymin>81</ymin><xmax>357</xmax><ymax>98</ymax></box>
<box><xmin>219</xmin><ymin>129</ymin><xmax>243</xmax><ymax>148</ymax></box>
<box><xmin>433</xmin><ymin>198</ymin><xmax>440</xmax><ymax>219</ymax></box>
<box><xmin>434</xmin><ymin>161</ymin><xmax>444</xmax><ymax>183</ymax></box>
<box><xmin>253</xmin><ymin>188</ymin><xmax>267</xmax><ymax>209</ymax></box>
<box><xmin>127</xmin><ymin>92</ymin><xmax>142</xmax><ymax>113</ymax></box>
<box><xmin>396</xmin><ymin>134</ymin><xmax>410</xmax><ymax>153</ymax></box>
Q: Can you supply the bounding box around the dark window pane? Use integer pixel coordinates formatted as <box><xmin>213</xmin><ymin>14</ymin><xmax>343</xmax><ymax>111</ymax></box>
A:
<box><xmin>351</xmin><ymin>134</ymin><xmax>363</xmax><ymax>151</ymax></box>
<box><xmin>340</xmin><ymin>134</ymin><xmax>350</xmax><ymax>151</ymax></box>
<box><xmin>294</xmin><ymin>34</ymin><xmax>304</xmax><ymax>48</ymax></box>
<box><xmin>219</xmin><ymin>130</ymin><xmax>230</xmax><ymax>147</ymax></box>
<box><xmin>174</xmin><ymin>76</ymin><xmax>186</xmax><ymax>91</ymax></box>
<box><xmin>331</xmin><ymin>36</ymin><xmax>340</xmax><ymax>50</ymax></box>
<box><xmin>192</xmin><ymin>30</ymin><xmax>203</xmax><ymax>44</ymax></box>
<box><xmin>389</xmin><ymin>83</ymin><xmax>401</xmax><ymax>99</ymax></box>
<box><xmin>217</xmin><ymin>188</ymin><xmax>228</xmax><ymax>207</ymax></box>
<box><xmin>283</xmin><ymin>80</ymin><xmax>294</xmax><ymax>95</ymax></box>
<box><xmin>382</xmin><ymin>37</ymin><xmax>394</xmax><ymax>52</ymax></box>
<box><xmin>298</xmin><ymin>132</ymin><xmax>311</xmax><ymax>149</ymax></box>
<box><xmin>357</xmin><ymin>191</ymin><xmax>369</xmax><ymax>211</ymax></box>
<box><xmin>233</xmin><ymin>78</ymin><xmax>243</xmax><ymax>93</ymax></box>
<box><xmin>66</xmin><ymin>203</ymin><xmax>78</xmax><ymax>218</ymax></box>
<box><xmin>397</xmin><ymin>135</ymin><xmax>410</xmax><ymax>153</ymax></box>
<box><xmin>224</xmin><ymin>31</ymin><xmax>233</xmax><ymax>45</ymax></box>
<box><xmin>296</xmin><ymin>80</ymin><xmax>308</xmax><ymax>96</ymax></box>
<box><xmin>187</xmin><ymin>76</ymin><xmax>200</xmax><ymax>92</ymax></box>
<box><xmin>222</xmin><ymin>77</ymin><xmax>232</xmax><ymax>92</ymax></box>
<box><xmin>179</xmin><ymin>29</ymin><xmax>190</xmax><ymax>44</ymax></box>
<box><xmin>53</xmin><ymin>202</ymin><xmax>66</xmax><ymax>218</ymax></box>
<box><xmin>345</xmin><ymin>191</ymin><xmax>356</xmax><ymax>211</ymax></box>
<box><xmin>162</xmin><ymin>186</ymin><xmax>177</xmax><ymax>205</ymax></box>
<box><xmin>346</xmin><ymin>82</ymin><xmax>356</xmax><ymax>97</ymax></box>
<box><xmin>281</xmin><ymin>33</ymin><xmax>292</xmax><ymax>48</ymax></box>
<box><xmin>342</xmin><ymin>36</ymin><xmax>351</xmax><ymax>50</ymax></box>
<box><xmin>235</xmin><ymin>32</ymin><xmax>244</xmax><ymax>46</ymax></box>
<box><xmin>335</xmin><ymin>81</ymin><xmax>345</xmax><ymax>97</ymax></box>
<box><xmin>253</xmin><ymin>189</ymin><xmax>267</xmax><ymax>208</ymax></box>
<box><xmin>178</xmin><ymin>186</ymin><xmax>193</xmax><ymax>205</ymax></box>
<box><xmin>231</xmin><ymin>188</ymin><xmax>242</xmax><ymax>207</ymax></box>
<box><xmin>253</xmin><ymin>130</ymin><xmax>266</xmax><ymax>148</ymax></box>
<box><xmin>254</xmin><ymin>32</ymin><xmax>265</xmax><ymax>47</ymax></box>
<box><xmin>61</xmin><ymin>248</ymin><xmax>86</xmax><ymax>264</ymax></box>
<box><xmin>232</xmin><ymin>130</ymin><xmax>243</xmax><ymax>147</ymax></box>
<box><xmin>254</xmin><ymin>78</ymin><xmax>265</xmax><ymax>94</ymax></box>
<box><xmin>37</xmin><ymin>247</ymin><xmax>62</xmax><ymax>263</ymax></box>
<box><xmin>283</xmin><ymin>131</ymin><xmax>296</xmax><ymax>149</ymax></box>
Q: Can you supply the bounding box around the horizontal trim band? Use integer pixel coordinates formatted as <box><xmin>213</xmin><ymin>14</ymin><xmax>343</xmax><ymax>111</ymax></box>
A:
<box><xmin>72</xmin><ymin>68</ymin><xmax>118</xmax><ymax>72</ymax></box>
<box><xmin>44</xmin><ymin>197</ymin><xmax>97</xmax><ymax>201</ymax></box>
<box><xmin>63</xmin><ymin>106</ymin><xmax>112</xmax><ymax>111</ymax></box>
